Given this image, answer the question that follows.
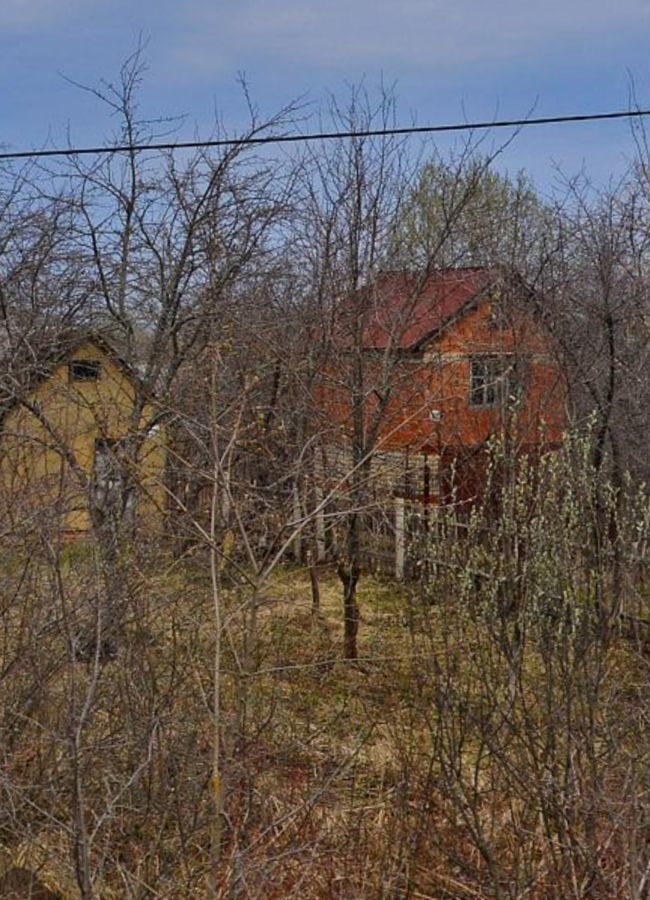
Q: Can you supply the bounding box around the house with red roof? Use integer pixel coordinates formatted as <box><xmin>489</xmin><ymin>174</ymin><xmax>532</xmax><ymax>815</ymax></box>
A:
<box><xmin>322</xmin><ymin>267</ymin><xmax>566</xmax><ymax>511</ymax></box>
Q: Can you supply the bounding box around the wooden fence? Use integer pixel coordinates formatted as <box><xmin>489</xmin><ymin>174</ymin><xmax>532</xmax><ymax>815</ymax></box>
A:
<box><xmin>361</xmin><ymin>497</ymin><xmax>440</xmax><ymax>580</ymax></box>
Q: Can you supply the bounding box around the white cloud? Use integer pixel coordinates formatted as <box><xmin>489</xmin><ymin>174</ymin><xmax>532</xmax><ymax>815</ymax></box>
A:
<box><xmin>172</xmin><ymin>0</ymin><xmax>650</xmax><ymax>73</ymax></box>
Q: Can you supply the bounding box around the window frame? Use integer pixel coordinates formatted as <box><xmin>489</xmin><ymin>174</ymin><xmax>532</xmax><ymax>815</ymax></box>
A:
<box><xmin>69</xmin><ymin>359</ymin><xmax>102</xmax><ymax>382</ymax></box>
<box><xmin>469</xmin><ymin>355</ymin><xmax>525</xmax><ymax>409</ymax></box>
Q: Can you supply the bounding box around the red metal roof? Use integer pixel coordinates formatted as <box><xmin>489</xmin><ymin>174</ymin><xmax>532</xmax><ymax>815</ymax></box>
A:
<box><xmin>357</xmin><ymin>267</ymin><xmax>494</xmax><ymax>350</ymax></box>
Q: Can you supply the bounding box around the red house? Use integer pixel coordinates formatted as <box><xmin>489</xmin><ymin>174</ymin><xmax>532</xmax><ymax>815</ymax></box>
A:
<box><xmin>322</xmin><ymin>267</ymin><xmax>566</xmax><ymax>509</ymax></box>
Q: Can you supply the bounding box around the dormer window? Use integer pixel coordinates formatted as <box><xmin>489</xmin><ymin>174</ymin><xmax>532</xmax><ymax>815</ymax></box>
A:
<box><xmin>69</xmin><ymin>359</ymin><xmax>101</xmax><ymax>382</ymax></box>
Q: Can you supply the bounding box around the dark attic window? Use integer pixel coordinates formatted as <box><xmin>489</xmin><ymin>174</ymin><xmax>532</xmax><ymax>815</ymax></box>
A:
<box><xmin>69</xmin><ymin>359</ymin><xmax>101</xmax><ymax>382</ymax></box>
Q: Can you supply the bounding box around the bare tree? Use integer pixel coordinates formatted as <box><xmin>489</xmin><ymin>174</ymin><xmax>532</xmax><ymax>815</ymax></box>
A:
<box><xmin>294</xmin><ymin>92</ymin><xmax>524</xmax><ymax>658</ymax></box>
<box><xmin>11</xmin><ymin>50</ymin><xmax>301</xmax><ymax>652</ymax></box>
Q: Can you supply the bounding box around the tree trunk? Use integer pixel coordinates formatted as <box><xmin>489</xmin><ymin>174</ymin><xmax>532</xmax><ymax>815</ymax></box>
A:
<box><xmin>308</xmin><ymin>548</ymin><xmax>321</xmax><ymax>616</ymax></box>
<box><xmin>338</xmin><ymin>509</ymin><xmax>361</xmax><ymax>660</ymax></box>
<box><xmin>84</xmin><ymin>455</ymin><xmax>134</xmax><ymax>660</ymax></box>
<box><xmin>342</xmin><ymin>572</ymin><xmax>359</xmax><ymax>660</ymax></box>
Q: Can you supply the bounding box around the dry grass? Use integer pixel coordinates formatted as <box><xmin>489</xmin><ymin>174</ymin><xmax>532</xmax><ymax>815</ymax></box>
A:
<box><xmin>0</xmin><ymin>548</ymin><xmax>647</xmax><ymax>898</ymax></box>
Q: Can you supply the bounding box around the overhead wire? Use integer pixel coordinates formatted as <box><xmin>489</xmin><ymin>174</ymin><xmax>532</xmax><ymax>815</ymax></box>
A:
<box><xmin>0</xmin><ymin>108</ymin><xmax>648</xmax><ymax>162</ymax></box>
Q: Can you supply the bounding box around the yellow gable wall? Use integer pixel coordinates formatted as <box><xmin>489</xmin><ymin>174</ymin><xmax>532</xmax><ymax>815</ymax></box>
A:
<box><xmin>0</xmin><ymin>341</ymin><xmax>165</xmax><ymax>533</ymax></box>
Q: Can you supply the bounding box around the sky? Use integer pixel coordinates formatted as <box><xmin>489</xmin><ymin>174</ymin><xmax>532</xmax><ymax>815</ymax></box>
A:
<box><xmin>1</xmin><ymin>0</ymin><xmax>649</xmax><ymax>195</ymax></box>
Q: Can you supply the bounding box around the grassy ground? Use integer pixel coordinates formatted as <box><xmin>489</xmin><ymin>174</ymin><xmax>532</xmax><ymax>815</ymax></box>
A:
<box><xmin>0</xmin><ymin>548</ymin><xmax>647</xmax><ymax>898</ymax></box>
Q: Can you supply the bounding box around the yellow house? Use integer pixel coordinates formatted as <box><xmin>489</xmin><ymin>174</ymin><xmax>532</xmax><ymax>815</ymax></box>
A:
<box><xmin>0</xmin><ymin>333</ymin><xmax>165</xmax><ymax>536</ymax></box>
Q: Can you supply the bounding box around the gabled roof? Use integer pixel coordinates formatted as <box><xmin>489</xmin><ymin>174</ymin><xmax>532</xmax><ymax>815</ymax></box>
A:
<box><xmin>0</xmin><ymin>330</ymin><xmax>141</xmax><ymax>422</ymax></box>
<box><xmin>357</xmin><ymin>267</ymin><xmax>496</xmax><ymax>351</ymax></box>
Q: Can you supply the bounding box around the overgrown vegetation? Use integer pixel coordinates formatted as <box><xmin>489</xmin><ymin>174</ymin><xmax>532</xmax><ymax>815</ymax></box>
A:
<box><xmin>0</xmin><ymin>434</ymin><xmax>648</xmax><ymax>898</ymax></box>
<box><xmin>1</xmin><ymin>52</ymin><xmax>650</xmax><ymax>897</ymax></box>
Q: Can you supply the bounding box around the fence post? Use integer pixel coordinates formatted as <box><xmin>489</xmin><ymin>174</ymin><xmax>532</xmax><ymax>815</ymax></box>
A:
<box><xmin>395</xmin><ymin>496</ymin><xmax>405</xmax><ymax>581</ymax></box>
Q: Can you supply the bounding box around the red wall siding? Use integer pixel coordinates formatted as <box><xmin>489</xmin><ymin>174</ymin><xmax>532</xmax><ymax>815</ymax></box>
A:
<box><xmin>320</xmin><ymin>295</ymin><xmax>567</xmax><ymax>457</ymax></box>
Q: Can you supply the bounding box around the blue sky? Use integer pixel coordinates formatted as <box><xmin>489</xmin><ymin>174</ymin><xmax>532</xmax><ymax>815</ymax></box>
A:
<box><xmin>1</xmin><ymin>0</ymin><xmax>649</xmax><ymax>194</ymax></box>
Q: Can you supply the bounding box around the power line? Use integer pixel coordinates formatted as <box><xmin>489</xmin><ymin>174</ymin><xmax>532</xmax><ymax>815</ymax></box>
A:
<box><xmin>0</xmin><ymin>107</ymin><xmax>649</xmax><ymax>162</ymax></box>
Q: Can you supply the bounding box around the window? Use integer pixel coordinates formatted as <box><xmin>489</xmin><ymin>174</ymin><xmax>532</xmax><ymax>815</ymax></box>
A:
<box><xmin>469</xmin><ymin>356</ymin><xmax>525</xmax><ymax>408</ymax></box>
<box><xmin>69</xmin><ymin>359</ymin><xmax>101</xmax><ymax>382</ymax></box>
